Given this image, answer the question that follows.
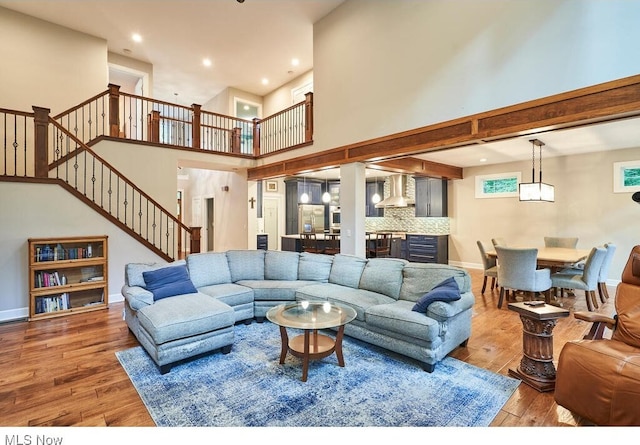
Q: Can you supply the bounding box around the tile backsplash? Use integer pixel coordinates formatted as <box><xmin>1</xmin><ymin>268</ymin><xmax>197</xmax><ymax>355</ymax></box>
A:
<box><xmin>365</xmin><ymin>175</ymin><xmax>449</xmax><ymax>234</ymax></box>
<box><xmin>365</xmin><ymin>211</ymin><xmax>450</xmax><ymax>234</ymax></box>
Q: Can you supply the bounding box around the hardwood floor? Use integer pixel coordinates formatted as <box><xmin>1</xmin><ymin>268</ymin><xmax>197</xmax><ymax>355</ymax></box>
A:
<box><xmin>0</xmin><ymin>267</ymin><xmax>614</xmax><ymax>427</ymax></box>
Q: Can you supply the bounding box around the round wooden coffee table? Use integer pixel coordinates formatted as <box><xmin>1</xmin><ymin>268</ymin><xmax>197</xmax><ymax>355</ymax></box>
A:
<box><xmin>266</xmin><ymin>300</ymin><xmax>357</xmax><ymax>382</ymax></box>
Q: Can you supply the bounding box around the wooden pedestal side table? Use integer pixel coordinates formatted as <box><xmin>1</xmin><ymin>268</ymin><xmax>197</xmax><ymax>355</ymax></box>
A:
<box><xmin>507</xmin><ymin>302</ymin><xmax>570</xmax><ymax>392</ymax></box>
<box><xmin>266</xmin><ymin>300</ymin><xmax>357</xmax><ymax>382</ymax></box>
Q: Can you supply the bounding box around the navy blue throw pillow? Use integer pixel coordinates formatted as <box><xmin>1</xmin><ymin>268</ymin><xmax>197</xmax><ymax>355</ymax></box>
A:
<box><xmin>143</xmin><ymin>264</ymin><xmax>197</xmax><ymax>301</ymax></box>
<box><xmin>412</xmin><ymin>276</ymin><xmax>461</xmax><ymax>313</ymax></box>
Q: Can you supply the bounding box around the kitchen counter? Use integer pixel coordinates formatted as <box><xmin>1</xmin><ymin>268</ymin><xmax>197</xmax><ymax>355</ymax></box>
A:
<box><xmin>281</xmin><ymin>232</ymin><xmax>404</xmax><ymax>240</ymax></box>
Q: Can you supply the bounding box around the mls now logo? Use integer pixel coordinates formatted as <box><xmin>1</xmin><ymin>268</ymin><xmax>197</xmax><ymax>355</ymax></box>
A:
<box><xmin>5</xmin><ymin>436</ymin><xmax>63</xmax><ymax>445</ymax></box>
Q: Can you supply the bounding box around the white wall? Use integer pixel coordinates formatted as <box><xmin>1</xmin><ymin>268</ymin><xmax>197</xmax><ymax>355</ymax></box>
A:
<box><xmin>449</xmin><ymin>146</ymin><xmax>640</xmax><ymax>284</ymax></box>
<box><xmin>263</xmin><ymin>70</ymin><xmax>314</xmax><ymax>116</ymax></box>
<box><xmin>312</xmin><ymin>0</ymin><xmax>640</xmax><ymax>152</ymax></box>
<box><xmin>0</xmin><ymin>182</ymin><xmax>165</xmax><ymax>320</ymax></box>
<box><xmin>0</xmin><ymin>6</ymin><xmax>108</xmax><ymax>112</ymax></box>
<box><xmin>178</xmin><ymin>167</ymin><xmax>250</xmax><ymax>252</ymax></box>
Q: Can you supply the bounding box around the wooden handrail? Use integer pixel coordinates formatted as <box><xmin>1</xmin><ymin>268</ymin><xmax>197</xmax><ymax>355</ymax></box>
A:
<box><xmin>48</xmin><ymin>118</ymin><xmax>193</xmax><ymax>235</ymax></box>
<box><xmin>52</xmin><ymin>89</ymin><xmax>109</xmax><ymax>120</ymax></box>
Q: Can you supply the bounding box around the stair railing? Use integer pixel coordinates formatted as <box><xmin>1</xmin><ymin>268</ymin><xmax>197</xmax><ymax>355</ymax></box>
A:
<box><xmin>47</xmin><ymin>117</ymin><xmax>200</xmax><ymax>261</ymax></box>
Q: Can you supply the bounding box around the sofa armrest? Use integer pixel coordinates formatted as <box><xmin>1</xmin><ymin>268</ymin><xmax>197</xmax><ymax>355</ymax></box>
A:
<box><xmin>426</xmin><ymin>291</ymin><xmax>475</xmax><ymax>321</ymax></box>
<box><xmin>121</xmin><ymin>285</ymin><xmax>154</xmax><ymax>311</ymax></box>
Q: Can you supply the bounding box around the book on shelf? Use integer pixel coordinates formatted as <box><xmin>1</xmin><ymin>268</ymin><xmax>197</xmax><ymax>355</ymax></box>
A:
<box><xmin>35</xmin><ymin>293</ymin><xmax>70</xmax><ymax>314</ymax></box>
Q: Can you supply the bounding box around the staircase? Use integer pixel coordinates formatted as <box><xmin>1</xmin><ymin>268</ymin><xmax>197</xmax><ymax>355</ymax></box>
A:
<box><xmin>1</xmin><ymin>85</ymin><xmax>313</xmax><ymax>261</ymax></box>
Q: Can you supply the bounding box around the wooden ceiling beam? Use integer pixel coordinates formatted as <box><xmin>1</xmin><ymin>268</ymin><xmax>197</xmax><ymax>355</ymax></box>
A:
<box><xmin>247</xmin><ymin>74</ymin><xmax>640</xmax><ymax>181</ymax></box>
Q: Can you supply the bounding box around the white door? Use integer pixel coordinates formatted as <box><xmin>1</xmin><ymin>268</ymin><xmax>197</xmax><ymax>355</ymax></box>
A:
<box><xmin>206</xmin><ymin>197</ymin><xmax>215</xmax><ymax>251</ymax></box>
<box><xmin>264</xmin><ymin>198</ymin><xmax>279</xmax><ymax>250</ymax></box>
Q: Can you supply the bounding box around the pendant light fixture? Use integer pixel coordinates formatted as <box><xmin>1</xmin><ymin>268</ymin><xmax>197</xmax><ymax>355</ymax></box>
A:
<box><xmin>371</xmin><ymin>176</ymin><xmax>381</xmax><ymax>204</ymax></box>
<box><xmin>322</xmin><ymin>175</ymin><xmax>331</xmax><ymax>203</ymax></box>
<box><xmin>519</xmin><ymin>139</ymin><xmax>555</xmax><ymax>202</ymax></box>
<box><xmin>300</xmin><ymin>175</ymin><xmax>309</xmax><ymax>203</ymax></box>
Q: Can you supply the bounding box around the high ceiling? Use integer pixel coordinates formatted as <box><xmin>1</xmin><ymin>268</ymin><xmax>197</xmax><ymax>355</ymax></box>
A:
<box><xmin>0</xmin><ymin>0</ymin><xmax>344</xmax><ymax>105</ymax></box>
<box><xmin>2</xmin><ymin>0</ymin><xmax>638</xmax><ymax>174</ymax></box>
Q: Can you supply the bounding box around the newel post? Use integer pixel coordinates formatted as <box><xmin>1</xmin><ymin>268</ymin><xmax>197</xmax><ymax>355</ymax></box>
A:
<box><xmin>32</xmin><ymin>106</ymin><xmax>50</xmax><ymax>179</ymax></box>
<box><xmin>191</xmin><ymin>104</ymin><xmax>201</xmax><ymax>149</ymax></box>
<box><xmin>190</xmin><ymin>227</ymin><xmax>201</xmax><ymax>254</ymax></box>
<box><xmin>231</xmin><ymin>127</ymin><xmax>241</xmax><ymax>154</ymax></box>
<box><xmin>147</xmin><ymin>110</ymin><xmax>160</xmax><ymax>143</ymax></box>
<box><xmin>252</xmin><ymin>118</ymin><xmax>261</xmax><ymax>156</ymax></box>
<box><xmin>108</xmin><ymin>84</ymin><xmax>121</xmax><ymax>137</ymax></box>
<box><xmin>304</xmin><ymin>92</ymin><xmax>314</xmax><ymax>143</ymax></box>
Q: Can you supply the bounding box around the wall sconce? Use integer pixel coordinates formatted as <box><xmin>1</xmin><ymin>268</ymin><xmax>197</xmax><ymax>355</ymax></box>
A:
<box><xmin>519</xmin><ymin>139</ymin><xmax>555</xmax><ymax>202</ymax></box>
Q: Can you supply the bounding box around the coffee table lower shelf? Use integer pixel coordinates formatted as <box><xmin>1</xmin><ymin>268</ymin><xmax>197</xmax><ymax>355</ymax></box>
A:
<box><xmin>278</xmin><ymin>326</ymin><xmax>346</xmax><ymax>382</ymax></box>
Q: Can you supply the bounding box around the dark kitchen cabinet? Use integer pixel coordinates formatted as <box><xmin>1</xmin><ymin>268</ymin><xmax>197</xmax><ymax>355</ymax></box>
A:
<box><xmin>414</xmin><ymin>177</ymin><xmax>447</xmax><ymax>217</ymax></box>
<box><xmin>284</xmin><ymin>178</ymin><xmax>324</xmax><ymax>234</ymax></box>
<box><xmin>406</xmin><ymin>234</ymin><xmax>448</xmax><ymax>264</ymax></box>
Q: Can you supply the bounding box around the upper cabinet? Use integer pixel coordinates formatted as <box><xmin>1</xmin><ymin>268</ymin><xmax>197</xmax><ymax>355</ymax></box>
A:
<box><xmin>285</xmin><ymin>178</ymin><xmax>323</xmax><ymax>205</ymax></box>
<box><xmin>414</xmin><ymin>177</ymin><xmax>448</xmax><ymax>217</ymax></box>
<box><xmin>326</xmin><ymin>180</ymin><xmax>340</xmax><ymax>206</ymax></box>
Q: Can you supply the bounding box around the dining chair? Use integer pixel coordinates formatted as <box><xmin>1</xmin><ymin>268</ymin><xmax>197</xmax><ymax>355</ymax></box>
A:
<box><xmin>477</xmin><ymin>241</ymin><xmax>498</xmax><ymax>294</ymax></box>
<box><xmin>367</xmin><ymin>232</ymin><xmax>392</xmax><ymax>258</ymax></box>
<box><xmin>551</xmin><ymin>246</ymin><xmax>607</xmax><ymax>311</ymax></box>
<box><xmin>300</xmin><ymin>233</ymin><xmax>324</xmax><ymax>254</ymax></box>
<box><xmin>559</xmin><ymin>243</ymin><xmax>617</xmax><ymax>303</ymax></box>
<box><xmin>544</xmin><ymin>236</ymin><xmax>579</xmax><ymax>248</ymax></box>
<box><xmin>491</xmin><ymin>238</ymin><xmax>507</xmax><ymax>248</ymax></box>
<box><xmin>323</xmin><ymin>233</ymin><xmax>340</xmax><ymax>255</ymax></box>
<box><xmin>495</xmin><ymin>246</ymin><xmax>552</xmax><ymax>309</ymax></box>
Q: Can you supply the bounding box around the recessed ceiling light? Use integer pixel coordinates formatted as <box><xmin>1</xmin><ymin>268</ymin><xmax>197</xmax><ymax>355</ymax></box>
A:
<box><xmin>480</xmin><ymin>158</ymin><xmax>487</xmax><ymax>163</ymax></box>
<box><xmin>291</xmin><ymin>58</ymin><xmax>300</xmax><ymax>66</ymax></box>
<box><xmin>131</xmin><ymin>33</ymin><xmax>142</xmax><ymax>43</ymax></box>
<box><xmin>261</xmin><ymin>78</ymin><xmax>269</xmax><ymax>85</ymax></box>
<box><xmin>202</xmin><ymin>58</ymin><xmax>212</xmax><ymax>67</ymax></box>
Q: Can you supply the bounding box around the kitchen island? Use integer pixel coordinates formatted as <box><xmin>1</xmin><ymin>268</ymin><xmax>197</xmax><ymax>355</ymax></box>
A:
<box><xmin>281</xmin><ymin>232</ymin><xmax>448</xmax><ymax>263</ymax></box>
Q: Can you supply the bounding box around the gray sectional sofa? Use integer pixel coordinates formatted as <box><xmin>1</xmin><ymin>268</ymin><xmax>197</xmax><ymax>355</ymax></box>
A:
<box><xmin>122</xmin><ymin>250</ymin><xmax>475</xmax><ymax>373</ymax></box>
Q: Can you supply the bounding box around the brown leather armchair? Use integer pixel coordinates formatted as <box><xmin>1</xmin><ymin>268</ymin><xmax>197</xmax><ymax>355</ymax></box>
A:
<box><xmin>554</xmin><ymin>245</ymin><xmax>640</xmax><ymax>425</ymax></box>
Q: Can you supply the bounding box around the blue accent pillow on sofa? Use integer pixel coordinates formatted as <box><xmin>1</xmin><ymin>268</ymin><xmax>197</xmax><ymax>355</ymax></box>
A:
<box><xmin>143</xmin><ymin>264</ymin><xmax>197</xmax><ymax>301</ymax></box>
<box><xmin>412</xmin><ymin>276</ymin><xmax>461</xmax><ymax>313</ymax></box>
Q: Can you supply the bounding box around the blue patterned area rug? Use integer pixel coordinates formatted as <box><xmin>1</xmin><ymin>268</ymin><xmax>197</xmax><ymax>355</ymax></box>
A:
<box><xmin>116</xmin><ymin>321</ymin><xmax>519</xmax><ymax>427</ymax></box>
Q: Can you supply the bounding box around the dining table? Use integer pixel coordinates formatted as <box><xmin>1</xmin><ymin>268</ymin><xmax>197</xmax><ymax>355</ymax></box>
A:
<box><xmin>487</xmin><ymin>246</ymin><xmax>591</xmax><ymax>269</ymax></box>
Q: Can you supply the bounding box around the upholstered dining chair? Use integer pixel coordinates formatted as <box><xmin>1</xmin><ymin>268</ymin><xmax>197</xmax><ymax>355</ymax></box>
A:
<box><xmin>551</xmin><ymin>246</ymin><xmax>607</xmax><ymax>311</ymax></box>
<box><xmin>544</xmin><ymin>236</ymin><xmax>579</xmax><ymax>248</ymax></box>
<box><xmin>477</xmin><ymin>241</ymin><xmax>498</xmax><ymax>294</ymax></box>
<box><xmin>491</xmin><ymin>238</ymin><xmax>507</xmax><ymax>248</ymax></box>
<box><xmin>495</xmin><ymin>246</ymin><xmax>552</xmax><ymax>309</ymax></box>
<box><xmin>559</xmin><ymin>243</ymin><xmax>617</xmax><ymax>304</ymax></box>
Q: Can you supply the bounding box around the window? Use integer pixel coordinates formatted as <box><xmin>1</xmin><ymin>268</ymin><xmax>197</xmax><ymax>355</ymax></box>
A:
<box><xmin>475</xmin><ymin>172</ymin><xmax>521</xmax><ymax>199</ymax></box>
<box><xmin>613</xmin><ymin>160</ymin><xmax>640</xmax><ymax>193</ymax></box>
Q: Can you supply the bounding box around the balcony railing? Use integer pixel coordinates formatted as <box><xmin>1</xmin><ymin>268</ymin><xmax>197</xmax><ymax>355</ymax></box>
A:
<box><xmin>51</xmin><ymin>84</ymin><xmax>313</xmax><ymax>157</ymax></box>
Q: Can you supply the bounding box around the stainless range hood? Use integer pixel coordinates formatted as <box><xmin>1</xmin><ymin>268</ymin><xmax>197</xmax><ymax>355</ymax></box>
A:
<box><xmin>374</xmin><ymin>174</ymin><xmax>415</xmax><ymax>208</ymax></box>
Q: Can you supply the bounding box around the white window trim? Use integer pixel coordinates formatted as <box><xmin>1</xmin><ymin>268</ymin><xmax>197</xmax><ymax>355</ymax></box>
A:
<box><xmin>613</xmin><ymin>160</ymin><xmax>640</xmax><ymax>193</ymax></box>
<box><xmin>475</xmin><ymin>172</ymin><xmax>521</xmax><ymax>199</ymax></box>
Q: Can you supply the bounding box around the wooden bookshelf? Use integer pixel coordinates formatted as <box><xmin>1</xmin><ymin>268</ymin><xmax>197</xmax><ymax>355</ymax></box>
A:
<box><xmin>28</xmin><ymin>235</ymin><xmax>108</xmax><ymax>320</ymax></box>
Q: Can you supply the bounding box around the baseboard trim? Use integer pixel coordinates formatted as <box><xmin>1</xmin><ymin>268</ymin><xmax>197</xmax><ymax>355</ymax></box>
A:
<box><xmin>0</xmin><ymin>307</ymin><xmax>28</xmax><ymax>324</ymax></box>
